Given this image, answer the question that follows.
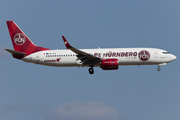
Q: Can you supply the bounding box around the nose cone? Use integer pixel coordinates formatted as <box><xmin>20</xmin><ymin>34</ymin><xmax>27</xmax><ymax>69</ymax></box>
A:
<box><xmin>171</xmin><ymin>54</ymin><xmax>177</xmax><ymax>61</ymax></box>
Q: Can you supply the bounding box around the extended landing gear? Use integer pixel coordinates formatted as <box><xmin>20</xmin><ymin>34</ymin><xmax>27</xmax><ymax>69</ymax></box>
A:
<box><xmin>157</xmin><ymin>67</ymin><xmax>161</xmax><ymax>71</ymax></box>
<box><xmin>89</xmin><ymin>67</ymin><xmax>94</xmax><ymax>74</ymax></box>
<box><xmin>157</xmin><ymin>63</ymin><xmax>166</xmax><ymax>71</ymax></box>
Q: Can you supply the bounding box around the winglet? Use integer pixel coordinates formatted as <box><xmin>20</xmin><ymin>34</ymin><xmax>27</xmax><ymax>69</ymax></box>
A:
<box><xmin>62</xmin><ymin>36</ymin><xmax>72</xmax><ymax>49</ymax></box>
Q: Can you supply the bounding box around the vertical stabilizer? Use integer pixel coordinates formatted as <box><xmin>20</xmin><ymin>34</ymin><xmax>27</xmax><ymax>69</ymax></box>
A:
<box><xmin>6</xmin><ymin>21</ymin><xmax>49</xmax><ymax>55</ymax></box>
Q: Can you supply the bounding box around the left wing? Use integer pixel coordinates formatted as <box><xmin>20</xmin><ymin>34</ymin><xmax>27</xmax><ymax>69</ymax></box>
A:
<box><xmin>62</xmin><ymin>36</ymin><xmax>101</xmax><ymax>65</ymax></box>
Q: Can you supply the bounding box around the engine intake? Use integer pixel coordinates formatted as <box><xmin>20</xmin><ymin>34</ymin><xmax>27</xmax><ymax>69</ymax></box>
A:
<box><xmin>101</xmin><ymin>59</ymin><xmax>119</xmax><ymax>70</ymax></box>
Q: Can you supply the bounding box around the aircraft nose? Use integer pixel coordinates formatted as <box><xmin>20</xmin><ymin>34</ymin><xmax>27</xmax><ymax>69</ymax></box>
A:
<box><xmin>171</xmin><ymin>54</ymin><xmax>177</xmax><ymax>61</ymax></box>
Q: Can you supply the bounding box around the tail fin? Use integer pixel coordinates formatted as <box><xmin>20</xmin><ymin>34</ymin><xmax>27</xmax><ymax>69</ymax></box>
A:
<box><xmin>6</xmin><ymin>21</ymin><xmax>50</xmax><ymax>55</ymax></box>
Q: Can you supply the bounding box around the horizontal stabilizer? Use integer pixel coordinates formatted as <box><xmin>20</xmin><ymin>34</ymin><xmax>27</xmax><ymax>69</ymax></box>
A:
<box><xmin>5</xmin><ymin>49</ymin><xmax>26</xmax><ymax>59</ymax></box>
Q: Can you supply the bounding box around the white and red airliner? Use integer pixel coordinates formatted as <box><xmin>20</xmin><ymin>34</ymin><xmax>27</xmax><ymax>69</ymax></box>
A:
<box><xmin>5</xmin><ymin>21</ymin><xmax>176</xmax><ymax>74</ymax></box>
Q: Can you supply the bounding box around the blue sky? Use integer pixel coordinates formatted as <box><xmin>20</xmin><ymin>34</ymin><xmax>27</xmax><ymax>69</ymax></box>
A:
<box><xmin>0</xmin><ymin>0</ymin><xmax>180</xmax><ymax>120</ymax></box>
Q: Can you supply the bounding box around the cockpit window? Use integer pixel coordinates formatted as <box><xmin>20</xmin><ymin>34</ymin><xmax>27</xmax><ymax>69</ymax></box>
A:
<box><xmin>163</xmin><ymin>52</ymin><xmax>170</xmax><ymax>54</ymax></box>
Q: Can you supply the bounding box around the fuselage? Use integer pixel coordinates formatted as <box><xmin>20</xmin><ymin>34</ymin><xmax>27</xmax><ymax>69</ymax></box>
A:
<box><xmin>22</xmin><ymin>48</ymin><xmax>176</xmax><ymax>67</ymax></box>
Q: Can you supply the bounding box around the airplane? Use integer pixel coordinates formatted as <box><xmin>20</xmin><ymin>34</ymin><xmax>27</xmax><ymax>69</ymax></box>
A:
<box><xmin>5</xmin><ymin>21</ymin><xmax>177</xmax><ymax>74</ymax></box>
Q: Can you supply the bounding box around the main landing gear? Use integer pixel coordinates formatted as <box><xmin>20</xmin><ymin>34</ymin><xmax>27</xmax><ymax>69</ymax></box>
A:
<box><xmin>89</xmin><ymin>67</ymin><xmax>94</xmax><ymax>74</ymax></box>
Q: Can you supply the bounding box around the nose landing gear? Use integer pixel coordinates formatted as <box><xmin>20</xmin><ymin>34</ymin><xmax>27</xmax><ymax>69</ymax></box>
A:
<box><xmin>157</xmin><ymin>67</ymin><xmax>161</xmax><ymax>71</ymax></box>
<box><xmin>157</xmin><ymin>63</ymin><xmax>166</xmax><ymax>71</ymax></box>
<box><xmin>89</xmin><ymin>67</ymin><xmax>94</xmax><ymax>74</ymax></box>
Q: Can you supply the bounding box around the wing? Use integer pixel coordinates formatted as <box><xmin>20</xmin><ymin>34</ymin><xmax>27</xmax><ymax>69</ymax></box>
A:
<box><xmin>62</xmin><ymin>36</ymin><xmax>101</xmax><ymax>65</ymax></box>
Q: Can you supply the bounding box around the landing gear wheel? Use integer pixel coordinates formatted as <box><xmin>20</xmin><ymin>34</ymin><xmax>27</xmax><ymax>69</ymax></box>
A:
<box><xmin>157</xmin><ymin>67</ymin><xmax>161</xmax><ymax>71</ymax></box>
<box><xmin>89</xmin><ymin>67</ymin><xmax>94</xmax><ymax>74</ymax></box>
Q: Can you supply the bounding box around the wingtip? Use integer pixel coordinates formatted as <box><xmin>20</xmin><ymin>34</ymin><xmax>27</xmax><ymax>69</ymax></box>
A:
<box><xmin>62</xmin><ymin>36</ymin><xmax>72</xmax><ymax>49</ymax></box>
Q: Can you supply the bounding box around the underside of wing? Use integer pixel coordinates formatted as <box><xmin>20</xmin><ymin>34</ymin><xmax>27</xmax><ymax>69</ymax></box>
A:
<box><xmin>62</xmin><ymin>36</ymin><xmax>101</xmax><ymax>66</ymax></box>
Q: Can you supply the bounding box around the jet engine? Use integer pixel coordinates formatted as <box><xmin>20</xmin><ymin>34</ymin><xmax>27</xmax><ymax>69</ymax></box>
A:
<box><xmin>101</xmin><ymin>59</ymin><xmax>119</xmax><ymax>70</ymax></box>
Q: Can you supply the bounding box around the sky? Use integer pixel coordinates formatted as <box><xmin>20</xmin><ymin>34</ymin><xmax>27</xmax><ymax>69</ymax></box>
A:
<box><xmin>0</xmin><ymin>0</ymin><xmax>180</xmax><ymax>120</ymax></box>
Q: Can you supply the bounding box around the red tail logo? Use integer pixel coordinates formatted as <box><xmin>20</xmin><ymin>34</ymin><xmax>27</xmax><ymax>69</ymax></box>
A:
<box><xmin>6</xmin><ymin>21</ymin><xmax>50</xmax><ymax>55</ymax></box>
<box><xmin>14</xmin><ymin>33</ymin><xmax>26</xmax><ymax>45</ymax></box>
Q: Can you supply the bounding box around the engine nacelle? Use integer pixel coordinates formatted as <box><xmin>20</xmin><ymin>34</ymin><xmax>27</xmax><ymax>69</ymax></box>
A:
<box><xmin>101</xmin><ymin>59</ymin><xmax>119</xmax><ymax>70</ymax></box>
